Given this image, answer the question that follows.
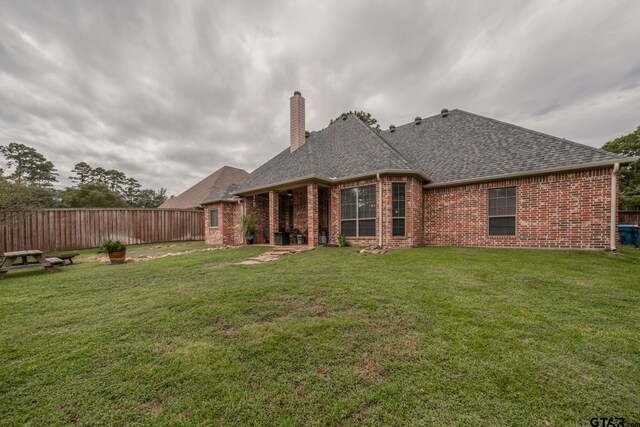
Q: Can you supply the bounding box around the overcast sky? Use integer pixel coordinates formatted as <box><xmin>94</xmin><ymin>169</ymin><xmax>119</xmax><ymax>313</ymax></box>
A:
<box><xmin>1</xmin><ymin>1</ymin><xmax>639</xmax><ymax>195</ymax></box>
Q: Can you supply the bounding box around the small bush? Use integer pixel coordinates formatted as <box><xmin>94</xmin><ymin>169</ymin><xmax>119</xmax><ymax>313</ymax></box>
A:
<box><xmin>338</xmin><ymin>233</ymin><xmax>350</xmax><ymax>247</ymax></box>
<box><xmin>99</xmin><ymin>240</ymin><xmax>127</xmax><ymax>253</ymax></box>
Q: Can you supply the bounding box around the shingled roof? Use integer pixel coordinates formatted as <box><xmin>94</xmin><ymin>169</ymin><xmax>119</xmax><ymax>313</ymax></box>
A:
<box><xmin>228</xmin><ymin>109</ymin><xmax>632</xmax><ymax>195</ymax></box>
<box><xmin>232</xmin><ymin>114</ymin><xmax>424</xmax><ymax>194</ymax></box>
<box><xmin>383</xmin><ymin>109</ymin><xmax>629</xmax><ymax>187</ymax></box>
<box><xmin>160</xmin><ymin>165</ymin><xmax>248</xmax><ymax>209</ymax></box>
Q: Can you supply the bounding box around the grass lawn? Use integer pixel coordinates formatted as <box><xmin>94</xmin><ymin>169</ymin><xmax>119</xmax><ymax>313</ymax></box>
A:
<box><xmin>1</xmin><ymin>243</ymin><xmax>639</xmax><ymax>425</ymax></box>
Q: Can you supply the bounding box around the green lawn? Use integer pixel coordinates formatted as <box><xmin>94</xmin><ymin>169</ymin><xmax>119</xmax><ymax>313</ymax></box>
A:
<box><xmin>1</xmin><ymin>243</ymin><xmax>639</xmax><ymax>426</ymax></box>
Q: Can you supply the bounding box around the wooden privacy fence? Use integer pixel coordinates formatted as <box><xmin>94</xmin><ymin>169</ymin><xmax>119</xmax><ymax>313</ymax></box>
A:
<box><xmin>619</xmin><ymin>211</ymin><xmax>640</xmax><ymax>225</ymax></box>
<box><xmin>0</xmin><ymin>208</ymin><xmax>204</xmax><ymax>253</ymax></box>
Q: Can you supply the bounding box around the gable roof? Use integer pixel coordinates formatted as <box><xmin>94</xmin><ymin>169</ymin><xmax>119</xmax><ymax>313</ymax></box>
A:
<box><xmin>202</xmin><ymin>182</ymin><xmax>242</xmax><ymax>204</ymax></box>
<box><xmin>230</xmin><ymin>109</ymin><xmax>633</xmax><ymax>195</ymax></box>
<box><xmin>159</xmin><ymin>165</ymin><xmax>248</xmax><ymax>209</ymax></box>
<box><xmin>233</xmin><ymin>114</ymin><xmax>424</xmax><ymax>194</ymax></box>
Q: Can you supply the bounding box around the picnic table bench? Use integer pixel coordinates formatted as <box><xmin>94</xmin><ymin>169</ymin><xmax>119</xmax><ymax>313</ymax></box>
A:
<box><xmin>45</xmin><ymin>253</ymin><xmax>79</xmax><ymax>265</ymax></box>
<box><xmin>0</xmin><ymin>250</ymin><xmax>61</xmax><ymax>279</ymax></box>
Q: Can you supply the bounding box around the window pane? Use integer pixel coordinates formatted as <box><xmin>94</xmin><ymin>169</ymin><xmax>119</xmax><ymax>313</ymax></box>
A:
<box><xmin>209</xmin><ymin>209</ymin><xmax>218</xmax><ymax>227</ymax></box>
<box><xmin>341</xmin><ymin>188</ymin><xmax>357</xmax><ymax>220</ymax></box>
<box><xmin>393</xmin><ymin>218</ymin><xmax>405</xmax><ymax>236</ymax></box>
<box><xmin>392</xmin><ymin>183</ymin><xmax>405</xmax><ymax>218</ymax></box>
<box><xmin>341</xmin><ymin>220</ymin><xmax>357</xmax><ymax>236</ymax></box>
<box><xmin>358</xmin><ymin>185</ymin><xmax>376</xmax><ymax>219</ymax></box>
<box><xmin>489</xmin><ymin>187</ymin><xmax>516</xmax><ymax>216</ymax></box>
<box><xmin>489</xmin><ymin>217</ymin><xmax>515</xmax><ymax>235</ymax></box>
<box><xmin>358</xmin><ymin>219</ymin><xmax>376</xmax><ymax>236</ymax></box>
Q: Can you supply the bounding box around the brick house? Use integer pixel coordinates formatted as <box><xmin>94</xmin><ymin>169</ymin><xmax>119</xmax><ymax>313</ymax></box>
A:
<box><xmin>201</xmin><ymin>92</ymin><xmax>635</xmax><ymax>250</ymax></box>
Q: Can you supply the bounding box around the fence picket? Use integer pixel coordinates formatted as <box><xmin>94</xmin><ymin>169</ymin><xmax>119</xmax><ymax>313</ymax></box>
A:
<box><xmin>0</xmin><ymin>209</ymin><xmax>204</xmax><ymax>252</ymax></box>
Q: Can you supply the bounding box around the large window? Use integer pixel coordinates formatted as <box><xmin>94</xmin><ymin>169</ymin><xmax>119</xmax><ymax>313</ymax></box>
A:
<box><xmin>209</xmin><ymin>208</ymin><xmax>219</xmax><ymax>227</ymax></box>
<box><xmin>488</xmin><ymin>187</ymin><xmax>516</xmax><ymax>236</ymax></box>
<box><xmin>341</xmin><ymin>185</ymin><xmax>376</xmax><ymax>237</ymax></box>
<box><xmin>392</xmin><ymin>183</ymin><xmax>406</xmax><ymax>236</ymax></box>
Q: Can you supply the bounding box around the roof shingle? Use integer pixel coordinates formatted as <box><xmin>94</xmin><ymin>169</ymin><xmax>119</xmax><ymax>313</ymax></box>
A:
<box><xmin>160</xmin><ymin>166</ymin><xmax>248</xmax><ymax>209</ymax></box>
<box><xmin>230</xmin><ymin>109</ymin><xmax>632</xmax><ymax>194</ymax></box>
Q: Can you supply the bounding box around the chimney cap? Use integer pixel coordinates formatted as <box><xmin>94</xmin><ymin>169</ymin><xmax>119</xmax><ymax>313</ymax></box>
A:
<box><xmin>441</xmin><ymin>108</ymin><xmax>449</xmax><ymax>117</ymax></box>
<box><xmin>389</xmin><ymin>125</ymin><xmax>396</xmax><ymax>133</ymax></box>
<box><xmin>293</xmin><ymin>90</ymin><xmax>301</xmax><ymax>96</ymax></box>
<box><xmin>415</xmin><ymin>116</ymin><xmax>422</xmax><ymax>125</ymax></box>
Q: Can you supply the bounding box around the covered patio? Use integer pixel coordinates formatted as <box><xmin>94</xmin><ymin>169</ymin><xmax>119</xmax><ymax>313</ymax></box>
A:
<box><xmin>244</xmin><ymin>183</ymin><xmax>330</xmax><ymax>247</ymax></box>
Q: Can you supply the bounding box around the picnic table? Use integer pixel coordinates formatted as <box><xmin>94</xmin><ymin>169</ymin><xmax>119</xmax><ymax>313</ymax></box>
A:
<box><xmin>0</xmin><ymin>250</ymin><xmax>62</xmax><ymax>279</ymax></box>
<box><xmin>45</xmin><ymin>253</ymin><xmax>79</xmax><ymax>265</ymax></box>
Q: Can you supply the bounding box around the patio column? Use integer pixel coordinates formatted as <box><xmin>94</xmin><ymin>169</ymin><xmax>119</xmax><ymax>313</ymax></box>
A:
<box><xmin>268</xmin><ymin>191</ymin><xmax>279</xmax><ymax>244</ymax></box>
<box><xmin>307</xmin><ymin>183</ymin><xmax>319</xmax><ymax>247</ymax></box>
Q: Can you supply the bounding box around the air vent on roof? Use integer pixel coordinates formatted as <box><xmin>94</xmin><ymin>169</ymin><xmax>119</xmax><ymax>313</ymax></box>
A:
<box><xmin>415</xmin><ymin>116</ymin><xmax>422</xmax><ymax>125</ymax></box>
<box><xmin>341</xmin><ymin>113</ymin><xmax>348</xmax><ymax>120</ymax></box>
<box><xmin>441</xmin><ymin>108</ymin><xmax>449</xmax><ymax>118</ymax></box>
<box><xmin>389</xmin><ymin>125</ymin><xmax>396</xmax><ymax>133</ymax></box>
<box><xmin>305</xmin><ymin>131</ymin><xmax>310</xmax><ymax>138</ymax></box>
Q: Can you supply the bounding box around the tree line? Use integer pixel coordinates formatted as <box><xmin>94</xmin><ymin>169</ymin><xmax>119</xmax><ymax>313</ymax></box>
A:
<box><xmin>0</xmin><ymin>142</ymin><xmax>167</xmax><ymax>210</ymax></box>
<box><xmin>602</xmin><ymin>125</ymin><xmax>640</xmax><ymax>210</ymax></box>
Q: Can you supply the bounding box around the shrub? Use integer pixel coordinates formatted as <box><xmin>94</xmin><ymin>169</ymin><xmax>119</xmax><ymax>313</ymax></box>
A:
<box><xmin>338</xmin><ymin>233</ymin><xmax>350</xmax><ymax>247</ymax></box>
<box><xmin>99</xmin><ymin>240</ymin><xmax>127</xmax><ymax>253</ymax></box>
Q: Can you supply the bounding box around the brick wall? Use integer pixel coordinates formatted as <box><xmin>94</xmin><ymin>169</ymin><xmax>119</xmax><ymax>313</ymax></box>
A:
<box><xmin>244</xmin><ymin>194</ymin><xmax>269</xmax><ymax>244</ymax></box>
<box><xmin>383</xmin><ymin>176</ymin><xmax>424</xmax><ymax>247</ymax></box>
<box><xmin>328</xmin><ymin>176</ymin><xmax>423</xmax><ymax>248</ymax></box>
<box><xmin>423</xmin><ymin>168</ymin><xmax>614</xmax><ymax>249</ymax></box>
<box><xmin>204</xmin><ymin>202</ymin><xmax>242</xmax><ymax>245</ymax></box>
<box><xmin>307</xmin><ymin>183</ymin><xmax>319</xmax><ymax>247</ymax></box>
<box><xmin>293</xmin><ymin>188</ymin><xmax>308</xmax><ymax>231</ymax></box>
<box><xmin>207</xmin><ymin>168</ymin><xmax>614</xmax><ymax>250</ymax></box>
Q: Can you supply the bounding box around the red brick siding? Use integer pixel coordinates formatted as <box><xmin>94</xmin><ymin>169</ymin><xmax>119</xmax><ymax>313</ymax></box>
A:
<box><xmin>244</xmin><ymin>194</ymin><xmax>269</xmax><ymax>243</ymax></box>
<box><xmin>204</xmin><ymin>202</ymin><xmax>241</xmax><ymax>245</ymax></box>
<box><xmin>329</xmin><ymin>176</ymin><xmax>422</xmax><ymax>248</ymax></box>
<box><xmin>268</xmin><ymin>191</ymin><xmax>279</xmax><ymax>244</ymax></box>
<box><xmin>307</xmin><ymin>183</ymin><xmax>319</xmax><ymax>247</ymax></box>
<box><xmin>383</xmin><ymin>176</ymin><xmax>424</xmax><ymax>247</ymax></box>
<box><xmin>423</xmin><ymin>168</ymin><xmax>614</xmax><ymax>249</ymax></box>
<box><xmin>292</xmin><ymin>188</ymin><xmax>308</xmax><ymax>231</ymax></box>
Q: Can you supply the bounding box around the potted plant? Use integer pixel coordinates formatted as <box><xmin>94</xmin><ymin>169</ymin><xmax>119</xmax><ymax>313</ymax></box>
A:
<box><xmin>242</xmin><ymin>215</ymin><xmax>255</xmax><ymax>244</ymax></box>
<box><xmin>99</xmin><ymin>240</ymin><xmax>127</xmax><ymax>264</ymax></box>
<box><xmin>319</xmin><ymin>226</ymin><xmax>328</xmax><ymax>245</ymax></box>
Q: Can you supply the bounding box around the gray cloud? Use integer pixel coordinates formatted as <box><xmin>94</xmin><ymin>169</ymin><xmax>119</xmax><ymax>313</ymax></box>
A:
<box><xmin>1</xmin><ymin>0</ymin><xmax>639</xmax><ymax>195</ymax></box>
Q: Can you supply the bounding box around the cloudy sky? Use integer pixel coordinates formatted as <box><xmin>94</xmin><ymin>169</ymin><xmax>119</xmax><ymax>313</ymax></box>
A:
<box><xmin>1</xmin><ymin>1</ymin><xmax>639</xmax><ymax>195</ymax></box>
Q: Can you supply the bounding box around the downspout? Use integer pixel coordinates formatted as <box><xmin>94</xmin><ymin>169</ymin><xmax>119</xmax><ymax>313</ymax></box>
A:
<box><xmin>239</xmin><ymin>199</ymin><xmax>244</xmax><ymax>245</ymax></box>
<box><xmin>610</xmin><ymin>163</ymin><xmax>620</xmax><ymax>251</ymax></box>
<box><xmin>376</xmin><ymin>173</ymin><xmax>383</xmax><ymax>247</ymax></box>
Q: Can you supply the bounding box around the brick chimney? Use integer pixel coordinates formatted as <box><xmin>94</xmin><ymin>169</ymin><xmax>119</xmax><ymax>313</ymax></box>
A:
<box><xmin>290</xmin><ymin>91</ymin><xmax>305</xmax><ymax>152</ymax></box>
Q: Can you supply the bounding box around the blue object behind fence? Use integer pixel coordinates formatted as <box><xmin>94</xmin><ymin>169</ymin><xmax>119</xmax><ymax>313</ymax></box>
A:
<box><xmin>618</xmin><ymin>225</ymin><xmax>638</xmax><ymax>246</ymax></box>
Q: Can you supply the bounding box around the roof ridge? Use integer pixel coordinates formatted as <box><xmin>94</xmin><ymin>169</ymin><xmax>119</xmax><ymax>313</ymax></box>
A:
<box><xmin>383</xmin><ymin>110</ymin><xmax>454</xmax><ymax>132</ymax></box>
<box><xmin>454</xmin><ymin>109</ymin><xmax>623</xmax><ymax>159</ymax></box>
<box><xmin>347</xmin><ymin>114</ymin><xmax>416</xmax><ymax>170</ymax></box>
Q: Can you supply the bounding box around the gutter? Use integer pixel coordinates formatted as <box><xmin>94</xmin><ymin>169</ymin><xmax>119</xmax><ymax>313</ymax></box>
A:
<box><xmin>376</xmin><ymin>173</ymin><xmax>383</xmax><ymax>247</ymax></box>
<box><xmin>201</xmin><ymin>197</ymin><xmax>240</xmax><ymax>206</ymax></box>
<box><xmin>610</xmin><ymin>163</ymin><xmax>621</xmax><ymax>251</ymax></box>
<box><xmin>423</xmin><ymin>158</ymin><xmax>638</xmax><ymax>189</ymax></box>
